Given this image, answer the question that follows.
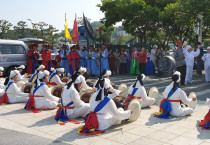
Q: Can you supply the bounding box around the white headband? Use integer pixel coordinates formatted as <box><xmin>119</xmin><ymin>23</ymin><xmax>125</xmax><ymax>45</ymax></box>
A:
<box><xmin>186</xmin><ymin>45</ymin><xmax>192</xmax><ymax>51</ymax></box>
<box><xmin>207</xmin><ymin>46</ymin><xmax>210</xmax><ymax>50</ymax></box>
<box><xmin>37</xmin><ymin>65</ymin><xmax>45</xmax><ymax>70</ymax></box>
<box><xmin>173</xmin><ymin>71</ymin><xmax>181</xmax><ymax>83</ymax></box>
<box><xmin>38</xmin><ymin>70</ymin><xmax>50</xmax><ymax>80</ymax></box>
<box><xmin>104</xmin><ymin>70</ymin><xmax>112</xmax><ymax>77</ymax></box>
<box><xmin>17</xmin><ymin>65</ymin><xmax>25</xmax><ymax>69</ymax></box>
<box><xmin>56</xmin><ymin>68</ymin><xmax>65</xmax><ymax>73</ymax></box>
<box><xmin>9</xmin><ymin>70</ymin><xmax>19</xmax><ymax>79</ymax></box>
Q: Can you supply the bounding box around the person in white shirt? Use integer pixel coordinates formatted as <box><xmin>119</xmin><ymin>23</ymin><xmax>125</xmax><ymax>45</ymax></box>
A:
<box><xmin>48</xmin><ymin>68</ymin><xmax>66</xmax><ymax>87</ymax></box>
<box><xmin>184</xmin><ymin>45</ymin><xmax>200</xmax><ymax>84</ymax></box>
<box><xmin>155</xmin><ymin>71</ymin><xmax>196</xmax><ymax>118</ymax></box>
<box><xmin>25</xmin><ymin>70</ymin><xmax>60</xmax><ymax>112</ymax></box>
<box><xmin>56</xmin><ymin>73</ymin><xmax>90</xmax><ymax>121</ymax></box>
<box><xmin>78</xmin><ymin>77</ymin><xmax>131</xmax><ymax>135</ymax></box>
<box><xmin>0</xmin><ymin>70</ymin><xmax>29</xmax><ymax>104</ymax></box>
<box><xmin>151</xmin><ymin>45</ymin><xmax>157</xmax><ymax>68</ymax></box>
<box><xmin>202</xmin><ymin>46</ymin><xmax>210</xmax><ymax>82</ymax></box>
<box><xmin>0</xmin><ymin>67</ymin><xmax>5</xmax><ymax>97</ymax></box>
<box><xmin>126</xmin><ymin>74</ymin><xmax>155</xmax><ymax>108</ymax></box>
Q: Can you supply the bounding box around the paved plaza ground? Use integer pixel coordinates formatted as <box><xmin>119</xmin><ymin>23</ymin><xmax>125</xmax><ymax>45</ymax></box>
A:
<box><xmin>0</xmin><ymin>73</ymin><xmax>210</xmax><ymax>145</ymax></box>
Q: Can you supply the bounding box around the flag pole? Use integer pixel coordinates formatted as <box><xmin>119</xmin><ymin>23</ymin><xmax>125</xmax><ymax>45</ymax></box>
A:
<box><xmin>99</xmin><ymin>27</ymin><xmax>102</xmax><ymax>74</ymax></box>
<box><xmin>65</xmin><ymin>13</ymin><xmax>67</xmax><ymax>45</ymax></box>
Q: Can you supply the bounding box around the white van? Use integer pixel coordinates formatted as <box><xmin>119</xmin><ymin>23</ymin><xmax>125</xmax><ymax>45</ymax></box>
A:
<box><xmin>0</xmin><ymin>39</ymin><xmax>29</xmax><ymax>76</ymax></box>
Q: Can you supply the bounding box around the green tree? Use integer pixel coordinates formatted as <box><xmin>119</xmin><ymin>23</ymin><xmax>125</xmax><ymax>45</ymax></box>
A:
<box><xmin>45</xmin><ymin>25</ymin><xmax>60</xmax><ymax>47</ymax></box>
<box><xmin>0</xmin><ymin>20</ymin><xmax>13</xmax><ymax>39</ymax></box>
<box><xmin>13</xmin><ymin>21</ymin><xmax>28</xmax><ymax>38</ymax></box>
<box><xmin>37</xmin><ymin>22</ymin><xmax>48</xmax><ymax>39</ymax></box>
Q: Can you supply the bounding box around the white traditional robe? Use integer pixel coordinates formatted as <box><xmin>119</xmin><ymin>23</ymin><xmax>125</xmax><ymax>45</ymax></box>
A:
<box><xmin>33</xmin><ymin>83</ymin><xmax>60</xmax><ymax>109</ymax></box>
<box><xmin>90</xmin><ymin>90</ymin><xmax>131</xmax><ymax>130</ymax></box>
<box><xmin>0</xmin><ymin>78</ymin><xmax>5</xmax><ymax>97</ymax></box>
<box><xmin>202</xmin><ymin>53</ymin><xmax>210</xmax><ymax>82</ymax></box>
<box><xmin>80</xmin><ymin>75</ymin><xmax>92</xmax><ymax>92</ymax></box>
<box><xmin>184</xmin><ymin>49</ymin><xmax>200</xmax><ymax>84</ymax></box>
<box><xmin>104</xmin><ymin>78</ymin><xmax>120</xmax><ymax>98</ymax></box>
<box><xmin>162</xmin><ymin>82</ymin><xmax>194</xmax><ymax>117</ymax></box>
<box><xmin>5</xmin><ymin>80</ymin><xmax>29</xmax><ymax>103</ymax></box>
<box><xmin>17</xmin><ymin>71</ymin><xmax>28</xmax><ymax>82</ymax></box>
<box><xmin>62</xmin><ymin>84</ymin><xmax>90</xmax><ymax>119</ymax></box>
<box><xmin>127</xmin><ymin>81</ymin><xmax>155</xmax><ymax>108</ymax></box>
<box><xmin>50</xmin><ymin>74</ymin><xmax>65</xmax><ymax>87</ymax></box>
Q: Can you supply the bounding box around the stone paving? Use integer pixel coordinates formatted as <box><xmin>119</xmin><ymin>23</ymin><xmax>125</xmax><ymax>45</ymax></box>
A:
<box><xmin>0</xmin><ymin>100</ymin><xmax>210</xmax><ymax>145</ymax></box>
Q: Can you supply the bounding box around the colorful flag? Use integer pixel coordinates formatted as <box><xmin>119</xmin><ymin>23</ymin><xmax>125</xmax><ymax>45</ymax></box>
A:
<box><xmin>72</xmin><ymin>15</ymin><xmax>79</xmax><ymax>44</ymax></box>
<box><xmin>64</xmin><ymin>14</ymin><xmax>72</xmax><ymax>41</ymax></box>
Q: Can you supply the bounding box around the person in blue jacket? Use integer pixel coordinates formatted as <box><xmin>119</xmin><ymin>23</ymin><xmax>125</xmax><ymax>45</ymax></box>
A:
<box><xmin>60</xmin><ymin>45</ymin><xmax>69</xmax><ymax>76</ymax></box>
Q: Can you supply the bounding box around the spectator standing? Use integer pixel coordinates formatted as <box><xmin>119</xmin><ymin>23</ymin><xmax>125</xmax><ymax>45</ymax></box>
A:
<box><xmin>130</xmin><ymin>47</ymin><xmax>140</xmax><ymax>75</ymax></box>
<box><xmin>108</xmin><ymin>49</ymin><xmax>115</xmax><ymax>74</ymax></box>
<box><xmin>124</xmin><ymin>48</ymin><xmax>131</xmax><ymax>73</ymax></box>
<box><xmin>151</xmin><ymin>45</ymin><xmax>157</xmax><ymax>68</ymax></box>
<box><xmin>162</xmin><ymin>47</ymin><xmax>169</xmax><ymax>56</ymax></box>
<box><xmin>174</xmin><ymin>40</ymin><xmax>186</xmax><ymax>86</ymax></box>
<box><xmin>202</xmin><ymin>46</ymin><xmax>210</xmax><ymax>83</ymax></box>
<box><xmin>145</xmin><ymin>49</ymin><xmax>155</xmax><ymax>75</ymax></box>
<box><xmin>195</xmin><ymin>42</ymin><xmax>204</xmax><ymax>76</ymax></box>
<box><xmin>114</xmin><ymin>49</ymin><xmax>120</xmax><ymax>74</ymax></box>
<box><xmin>60</xmin><ymin>45</ymin><xmax>69</xmax><ymax>75</ymax></box>
<box><xmin>138</xmin><ymin>47</ymin><xmax>147</xmax><ymax>74</ymax></box>
<box><xmin>119</xmin><ymin>50</ymin><xmax>127</xmax><ymax>74</ymax></box>
<box><xmin>156</xmin><ymin>48</ymin><xmax>162</xmax><ymax>68</ymax></box>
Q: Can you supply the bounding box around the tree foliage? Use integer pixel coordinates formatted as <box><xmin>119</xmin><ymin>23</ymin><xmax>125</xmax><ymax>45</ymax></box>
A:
<box><xmin>0</xmin><ymin>20</ymin><xmax>13</xmax><ymax>39</ymax></box>
<box><xmin>98</xmin><ymin>0</ymin><xmax>210</xmax><ymax>48</ymax></box>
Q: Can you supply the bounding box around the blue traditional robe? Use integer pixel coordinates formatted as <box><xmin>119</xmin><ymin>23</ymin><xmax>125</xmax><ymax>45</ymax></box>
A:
<box><xmin>88</xmin><ymin>52</ymin><xmax>99</xmax><ymax>75</ymax></box>
<box><xmin>101</xmin><ymin>49</ymin><xmax>109</xmax><ymax>71</ymax></box>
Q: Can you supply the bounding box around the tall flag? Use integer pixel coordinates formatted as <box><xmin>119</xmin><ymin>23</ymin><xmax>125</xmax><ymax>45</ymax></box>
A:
<box><xmin>64</xmin><ymin>14</ymin><xmax>72</xmax><ymax>41</ymax></box>
<box><xmin>83</xmin><ymin>14</ymin><xmax>94</xmax><ymax>40</ymax></box>
<box><xmin>72</xmin><ymin>14</ymin><xmax>79</xmax><ymax>44</ymax></box>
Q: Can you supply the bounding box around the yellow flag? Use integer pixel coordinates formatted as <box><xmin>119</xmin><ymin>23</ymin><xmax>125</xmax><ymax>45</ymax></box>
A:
<box><xmin>64</xmin><ymin>17</ymin><xmax>72</xmax><ymax>41</ymax></box>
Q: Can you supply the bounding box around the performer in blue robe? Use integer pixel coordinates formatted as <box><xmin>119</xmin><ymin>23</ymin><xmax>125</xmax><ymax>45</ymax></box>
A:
<box><xmin>88</xmin><ymin>48</ymin><xmax>99</xmax><ymax>76</ymax></box>
<box><xmin>145</xmin><ymin>53</ymin><xmax>155</xmax><ymax>75</ymax></box>
<box><xmin>60</xmin><ymin>45</ymin><xmax>70</xmax><ymax>74</ymax></box>
<box><xmin>101</xmin><ymin>46</ymin><xmax>109</xmax><ymax>72</ymax></box>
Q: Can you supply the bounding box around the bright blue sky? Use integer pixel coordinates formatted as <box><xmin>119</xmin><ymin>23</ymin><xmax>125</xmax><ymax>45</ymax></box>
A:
<box><xmin>0</xmin><ymin>0</ymin><xmax>104</xmax><ymax>32</ymax></box>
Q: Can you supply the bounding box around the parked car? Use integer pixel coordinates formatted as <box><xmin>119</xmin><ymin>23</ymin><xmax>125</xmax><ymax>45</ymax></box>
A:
<box><xmin>0</xmin><ymin>39</ymin><xmax>29</xmax><ymax>76</ymax></box>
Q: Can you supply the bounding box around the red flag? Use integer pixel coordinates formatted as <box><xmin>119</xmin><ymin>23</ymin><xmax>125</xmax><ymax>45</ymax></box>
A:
<box><xmin>72</xmin><ymin>15</ymin><xmax>79</xmax><ymax>44</ymax></box>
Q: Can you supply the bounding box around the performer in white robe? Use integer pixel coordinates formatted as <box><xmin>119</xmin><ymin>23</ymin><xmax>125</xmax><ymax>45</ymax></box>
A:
<box><xmin>127</xmin><ymin>74</ymin><xmax>155</xmax><ymax>108</ymax></box>
<box><xmin>155</xmin><ymin>71</ymin><xmax>196</xmax><ymax>118</ymax></box>
<box><xmin>25</xmin><ymin>70</ymin><xmax>60</xmax><ymax>111</ymax></box>
<box><xmin>202</xmin><ymin>46</ymin><xmax>210</xmax><ymax>83</ymax></box>
<box><xmin>29</xmin><ymin>64</ymin><xmax>45</xmax><ymax>83</ymax></box>
<box><xmin>95</xmin><ymin>69</ymin><xmax>121</xmax><ymax>98</ymax></box>
<box><xmin>56</xmin><ymin>73</ymin><xmax>90</xmax><ymax>121</ymax></box>
<box><xmin>0</xmin><ymin>67</ymin><xmax>5</xmax><ymax>97</ymax></box>
<box><xmin>0</xmin><ymin>70</ymin><xmax>29</xmax><ymax>104</ymax></box>
<box><xmin>184</xmin><ymin>45</ymin><xmax>200</xmax><ymax>84</ymax></box>
<box><xmin>78</xmin><ymin>77</ymin><xmax>131</xmax><ymax>135</ymax></box>
<box><xmin>16</xmin><ymin>65</ymin><xmax>28</xmax><ymax>82</ymax></box>
<box><xmin>48</xmin><ymin>68</ymin><xmax>66</xmax><ymax>87</ymax></box>
<box><xmin>75</xmin><ymin>67</ymin><xmax>92</xmax><ymax>92</ymax></box>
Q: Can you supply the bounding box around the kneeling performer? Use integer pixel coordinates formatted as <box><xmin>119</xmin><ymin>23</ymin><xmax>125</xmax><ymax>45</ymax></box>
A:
<box><xmin>0</xmin><ymin>70</ymin><xmax>29</xmax><ymax>105</ymax></box>
<box><xmin>154</xmin><ymin>71</ymin><xmax>196</xmax><ymax>118</ymax></box>
<box><xmin>55</xmin><ymin>73</ymin><xmax>90</xmax><ymax>124</ymax></box>
<box><xmin>78</xmin><ymin>77</ymin><xmax>132</xmax><ymax>136</ymax></box>
<box><xmin>126</xmin><ymin>74</ymin><xmax>155</xmax><ymax>108</ymax></box>
<box><xmin>25</xmin><ymin>70</ymin><xmax>60</xmax><ymax>113</ymax></box>
<box><xmin>48</xmin><ymin>67</ymin><xmax>66</xmax><ymax>87</ymax></box>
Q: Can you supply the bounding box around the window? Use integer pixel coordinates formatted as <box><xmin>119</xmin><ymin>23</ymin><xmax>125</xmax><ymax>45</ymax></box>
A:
<box><xmin>0</xmin><ymin>45</ymin><xmax>26</xmax><ymax>54</ymax></box>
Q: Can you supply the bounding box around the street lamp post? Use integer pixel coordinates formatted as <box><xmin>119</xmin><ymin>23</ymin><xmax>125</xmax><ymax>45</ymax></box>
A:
<box><xmin>198</xmin><ymin>14</ymin><xmax>203</xmax><ymax>43</ymax></box>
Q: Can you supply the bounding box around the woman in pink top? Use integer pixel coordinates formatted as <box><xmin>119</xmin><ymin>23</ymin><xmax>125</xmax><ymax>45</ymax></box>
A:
<box><xmin>130</xmin><ymin>47</ymin><xmax>140</xmax><ymax>75</ymax></box>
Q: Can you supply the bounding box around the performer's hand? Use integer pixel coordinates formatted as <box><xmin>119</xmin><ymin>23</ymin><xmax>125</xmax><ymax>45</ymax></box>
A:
<box><xmin>92</xmin><ymin>88</ymin><xmax>97</xmax><ymax>91</ymax></box>
<box><xmin>181</xmin><ymin>55</ymin><xmax>185</xmax><ymax>59</ymax></box>
<box><xmin>58</xmin><ymin>98</ymin><xmax>61</xmax><ymax>103</ymax></box>
<box><xmin>192</xmin><ymin>98</ymin><xmax>197</xmax><ymax>101</ymax></box>
<box><xmin>119</xmin><ymin>91</ymin><xmax>123</xmax><ymax>95</ymax></box>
